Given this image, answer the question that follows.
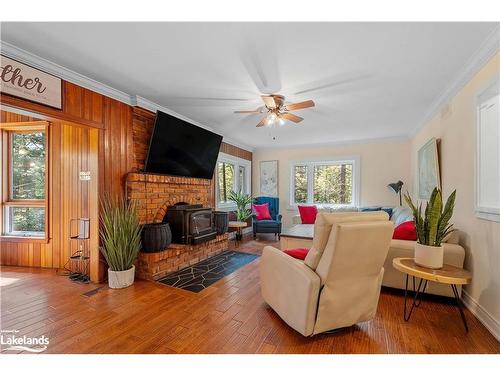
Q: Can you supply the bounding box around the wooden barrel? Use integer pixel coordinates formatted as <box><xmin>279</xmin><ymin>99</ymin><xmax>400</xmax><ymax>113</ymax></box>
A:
<box><xmin>141</xmin><ymin>222</ymin><xmax>172</xmax><ymax>253</ymax></box>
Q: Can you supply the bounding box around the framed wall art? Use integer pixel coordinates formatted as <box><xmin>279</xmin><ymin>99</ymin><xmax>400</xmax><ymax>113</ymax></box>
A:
<box><xmin>418</xmin><ymin>138</ymin><xmax>441</xmax><ymax>199</ymax></box>
<box><xmin>260</xmin><ymin>160</ymin><xmax>278</xmax><ymax>197</ymax></box>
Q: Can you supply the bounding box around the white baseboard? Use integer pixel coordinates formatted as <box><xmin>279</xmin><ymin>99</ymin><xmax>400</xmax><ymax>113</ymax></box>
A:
<box><xmin>462</xmin><ymin>290</ymin><xmax>500</xmax><ymax>342</ymax></box>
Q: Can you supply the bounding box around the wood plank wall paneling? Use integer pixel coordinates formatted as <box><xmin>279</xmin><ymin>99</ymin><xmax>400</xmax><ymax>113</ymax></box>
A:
<box><xmin>0</xmin><ymin>113</ymin><xmax>99</xmax><ymax>278</ymax></box>
<box><xmin>1</xmin><ymin>82</ymin><xmax>132</xmax><ymax>197</ymax></box>
<box><xmin>1</xmin><ymin>82</ymin><xmax>130</xmax><ymax>281</ymax></box>
<box><xmin>220</xmin><ymin>142</ymin><xmax>252</xmax><ymax>161</ymax></box>
<box><xmin>0</xmin><ymin>88</ymin><xmax>104</xmax><ymax>130</ymax></box>
<box><xmin>0</xmin><ymin>111</ymin><xmax>39</xmax><ymax>123</ymax></box>
<box><xmin>99</xmin><ymin>98</ymin><xmax>133</xmax><ymax>197</ymax></box>
<box><xmin>1</xmin><ymin>82</ymin><xmax>251</xmax><ymax>282</ymax></box>
<box><xmin>131</xmin><ymin>107</ymin><xmax>155</xmax><ymax>171</ymax></box>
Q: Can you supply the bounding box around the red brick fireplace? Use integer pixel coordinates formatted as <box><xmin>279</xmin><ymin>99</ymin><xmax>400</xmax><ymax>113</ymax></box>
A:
<box><xmin>126</xmin><ymin>172</ymin><xmax>229</xmax><ymax>280</ymax></box>
<box><xmin>126</xmin><ymin>108</ymin><xmax>251</xmax><ymax>281</ymax></box>
<box><xmin>126</xmin><ymin>172</ymin><xmax>212</xmax><ymax>224</ymax></box>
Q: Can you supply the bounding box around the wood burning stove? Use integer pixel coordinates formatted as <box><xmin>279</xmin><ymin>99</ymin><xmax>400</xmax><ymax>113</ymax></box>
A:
<box><xmin>164</xmin><ymin>203</ymin><xmax>216</xmax><ymax>244</ymax></box>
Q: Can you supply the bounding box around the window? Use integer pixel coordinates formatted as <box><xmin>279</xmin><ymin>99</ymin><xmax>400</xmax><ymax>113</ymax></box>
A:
<box><xmin>476</xmin><ymin>78</ymin><xmax>500</xmax><ymax>222</ymax></box>
<box><xmin>290</xmin><ymin>158</ymin><xmax>359</xmax><ymax>208</ymax></box>
<box><xmin>293</xmin><ymin>165</ymin><xmax>308</xmax><ymax>204</ymax></box>
<box><xmin>217</xmin><ymin>161</ymin><xmax>234</xmax><ymax>203</ymax></box>
<box><xmin>237</xmin><ymin>165</ymin><xmax>247</xmax><ymax>195</ymax></box>
<box><xmin>1</xmin><ymin>124</ymin><xmax>48</xmax><ymax>238</ymax></box>
<box><xmin>216</xmin><ymin>153</ymin><xmax>251</xmax><ymax>209</ymax></box>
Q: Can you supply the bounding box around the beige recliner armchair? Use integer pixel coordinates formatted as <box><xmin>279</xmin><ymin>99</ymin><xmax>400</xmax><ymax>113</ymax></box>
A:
<box><xmin>260</xmin><ymin>211</ymin><xmax>394</xmax><ymax>336</ymax></box>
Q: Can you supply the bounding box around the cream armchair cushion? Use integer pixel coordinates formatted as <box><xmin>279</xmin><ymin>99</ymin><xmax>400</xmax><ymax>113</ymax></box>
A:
<box><xmin>260</xmin><ymin>215</ymin><xmax>394</xmax><ymax>336</ymax></box>
<box><xmin>304</xmin><ymin>211</ymin><xmax>389</xmax><ymax>269</ymax></box>
<box><xmin>260</xmin><ymin>246</ymin><xmax>321</xmax><ymax>336</ymax></box>
<box><xmin>313</xmin><ymin>221</ymin><xmax>393</xmax><ymax>333</ymax></box>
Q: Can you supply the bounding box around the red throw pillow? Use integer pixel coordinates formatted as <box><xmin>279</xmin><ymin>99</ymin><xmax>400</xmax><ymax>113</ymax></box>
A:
<box><xmin>284</xmin><ymin>248</ymin><xmax>310</xmax><ymax>260</ymax></box>
<box><xmin>298</xmin><ymin>205</ymin><xmax>318</xmax><ymax>224</ymax></box>
<box><xmin>393</xmin><ymin>221</ymin><xmax>418</xmax><ymax>241</ymax></box>
<box><xmin>253</xmin><ymin>203</ymin><xmax>272</xmax><ymax>220</ymax></box>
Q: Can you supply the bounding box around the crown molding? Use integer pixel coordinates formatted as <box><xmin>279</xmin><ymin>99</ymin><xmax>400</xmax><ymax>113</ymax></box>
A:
<box><xmin>410</xmin><ymin>24</ymin><xmax>500</xmax><ymax>137</ymax></box>
<box><xmin>0</xmin><ymin>41</ymin><xmax>133</xmax><ymax>104</ymax></box>
<box><xmin>253</xmin><ymin>135</ymin><xmax>410</xmax><ymax>152</ymax></box>
<box><xmin>0</xmin><ymin>41</ymin><xmax>254</xmax><ymax>152</ymax></box>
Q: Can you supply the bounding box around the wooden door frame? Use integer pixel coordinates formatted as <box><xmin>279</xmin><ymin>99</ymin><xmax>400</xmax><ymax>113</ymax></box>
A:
<box><xmin>1</xmin><ymin>105</ymin><xmax>101</xmax><ymax>282</ymax></box>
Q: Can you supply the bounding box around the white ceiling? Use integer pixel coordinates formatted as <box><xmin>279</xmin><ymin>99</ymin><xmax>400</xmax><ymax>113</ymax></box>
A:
<box><xmin>1</xmin><ymin>22</ymin><xmax>498</xmax><ymax>149</ymax></box>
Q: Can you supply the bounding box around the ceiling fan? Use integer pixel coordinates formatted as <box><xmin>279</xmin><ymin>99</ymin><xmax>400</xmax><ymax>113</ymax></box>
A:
<box><xmin>234</xmin><ymin>95</ymin><xmax>315</xmax><ymax>127</ymax></box>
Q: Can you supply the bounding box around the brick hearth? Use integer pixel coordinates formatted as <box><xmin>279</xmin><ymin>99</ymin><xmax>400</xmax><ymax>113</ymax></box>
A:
<box><xmin>136</xmin><ymin>234</ymin><xmax>229</xmax><ymax>281</ymax></box>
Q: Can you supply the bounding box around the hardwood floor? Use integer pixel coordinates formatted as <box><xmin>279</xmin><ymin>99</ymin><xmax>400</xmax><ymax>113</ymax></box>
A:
<box><xmin>1</xmin><ymin>234</ymin><xmax>499</xmax><ymax>354</ymax></box>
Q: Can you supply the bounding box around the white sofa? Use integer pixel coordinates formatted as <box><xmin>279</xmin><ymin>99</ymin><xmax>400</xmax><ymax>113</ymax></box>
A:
<box><xmin>289</xmin><ymin>206</ymin><xmax>465</xmax><ymax>297</ymax></box>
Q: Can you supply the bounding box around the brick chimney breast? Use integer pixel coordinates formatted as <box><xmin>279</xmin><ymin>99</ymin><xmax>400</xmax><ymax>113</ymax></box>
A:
<box><xmin>126</xmin><ymin>173</ymin><xmax>212</xmax><ymax>224</ymax></box>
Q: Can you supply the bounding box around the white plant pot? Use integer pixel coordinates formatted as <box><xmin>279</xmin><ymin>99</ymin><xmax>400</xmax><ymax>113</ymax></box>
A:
<box><xmin>108</xmin><ymin>265</ymin><xmax>135</xmax><ymax>289</ymax></box>
<box><xmin>414</xmin><ymin>243</ymin><xmax>444</xmax><ymax>269</ymax></box>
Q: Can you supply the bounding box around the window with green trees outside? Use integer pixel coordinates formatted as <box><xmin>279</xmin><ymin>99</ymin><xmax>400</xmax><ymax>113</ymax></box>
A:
<box><xmin>2</xmin><ymin>129</ymin><xmax>47</xmax><ymax>237</ymax></box>
<box><xmin>291</xmin><ymin>159</ymin><xmax>358</xmax><ymax>207</ymax></box>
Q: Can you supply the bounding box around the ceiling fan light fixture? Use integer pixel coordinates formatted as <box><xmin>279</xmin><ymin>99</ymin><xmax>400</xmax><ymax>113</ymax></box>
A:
<box><xmin>235</xmin><ymin>94</ymin><xmax>314</xmax><ymax>127</ymax></box>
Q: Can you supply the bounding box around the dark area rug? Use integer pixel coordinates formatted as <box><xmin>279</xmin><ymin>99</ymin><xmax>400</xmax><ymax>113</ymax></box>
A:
<box><xmin>157</xmin><ymin>250</ymin><xmax>259</xmax><ymax>293</ymax></box>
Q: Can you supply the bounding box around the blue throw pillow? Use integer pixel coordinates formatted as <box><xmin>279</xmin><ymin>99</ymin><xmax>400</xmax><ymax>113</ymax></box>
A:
<box><xmin>381</xmin><ymin>207</ymin><xmax>393</xmax><ymax>218</ymax></box>
<box><xmin>360</xmin><ymin>206</ymin><xmax>382</xmax><ymax>212</ymax></box>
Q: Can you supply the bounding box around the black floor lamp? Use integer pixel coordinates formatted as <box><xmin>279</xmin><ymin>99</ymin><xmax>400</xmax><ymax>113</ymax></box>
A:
<box><xmin>388</xmin><ymin>180</ymin><xmax>404</xmax><ymax>206</ymax></box>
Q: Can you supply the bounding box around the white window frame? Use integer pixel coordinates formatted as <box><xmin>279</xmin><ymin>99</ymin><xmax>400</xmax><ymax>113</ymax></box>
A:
<box><xmin>475</xmin><ymin>77</ymin><xmax>500</xmax><ymax>222</ymax></box>
<box><xmin>216</xmin><ymin>152</ymin><xmax>252</xmax><ymax>210</ymax></box>
<box><xmin>289</xmin><ymin>156</ymin><xmax>360</xmax><ymax>209</ymax></box>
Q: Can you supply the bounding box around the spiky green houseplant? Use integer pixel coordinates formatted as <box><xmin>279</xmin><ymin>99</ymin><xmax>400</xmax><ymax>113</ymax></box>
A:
<box><xmin>404</xmin><ymin>187</ymin><xmax>456</xmax><ymax>247</ymax></box>
<box><xmin>100</xmin><ymin>195</ymin><xmax>142</xmax><ymax>272</ymax></box>
<box><xmin>228</xmin><ymin>191</ymin><xmax>253</xmax><ymax>240</ymax></box>
<box><xmin>228</xmin><ymin>190</ymin><xmax>254</xmax><ymax>222</ymax></box>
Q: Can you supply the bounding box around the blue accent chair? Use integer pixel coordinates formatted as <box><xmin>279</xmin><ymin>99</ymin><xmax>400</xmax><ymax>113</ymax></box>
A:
<box><xmin>252</xmin><ymin>197</ymin><xmax>282</xmax><ymax>239</ymax></box>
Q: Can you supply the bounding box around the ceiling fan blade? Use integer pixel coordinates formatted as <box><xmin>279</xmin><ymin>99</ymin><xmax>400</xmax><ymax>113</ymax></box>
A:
<box><xmin>234</xmin><ymin>109</ymin><xmax>262</xmax><ymax>114</ymax></box>
<box><xmin>291</xmin><ymin>74</ymin><xmax>370</xmax><ymax>95</ymax></box>
<box><xmin>256</xmin><ymin>117</ymin><xmax>267</xmax><ymax>127</ymax></box>
<box><xmin>281</xmin><ymin>113</ymin><xmax>303</xmax><ymax>123</ymax></box>
<box><xmin>284</xmin><ymin>100</ymin><xmax>315</xmax><ymax>111</ymax></box>
<box><xmin>261</xmin><ymin>95</ymin><xmax>277</xmax><ymax>109</ymax></box>
<box><xmin>239</xmin><ymin>41</ymin><xmax>282</xmax><ymax>93</ymax></box>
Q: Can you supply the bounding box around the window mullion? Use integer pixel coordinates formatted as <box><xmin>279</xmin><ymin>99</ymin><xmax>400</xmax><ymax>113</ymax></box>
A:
<box><xmin>4</xmin><ymin>200</ymin><xmax>45</xmax><ymax>207</ymax></box>
<box><xmin>234</xmin><ymin>162</ymin><xmax>239</xmax><ymax>193</ymax></box>
<box><xmin>307</xmin><ymin>163</ymin><xmax>314</xmax><ymax>204</ymax></box>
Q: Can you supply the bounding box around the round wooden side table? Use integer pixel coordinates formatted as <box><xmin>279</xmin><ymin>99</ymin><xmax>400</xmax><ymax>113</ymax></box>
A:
<box><xmin>228</xmin><ymin>221</ymin><xmax>247</xmax><ymax>246</ymax></box>
<box><xmin>392</xmin><ymin>257</ymin><xmax>472</xmax><ymax>332</ymax></box>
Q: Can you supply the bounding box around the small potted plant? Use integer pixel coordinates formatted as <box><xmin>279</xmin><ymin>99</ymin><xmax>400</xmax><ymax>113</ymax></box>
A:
<box><xmin>100</xmin><ymin>195</ymin><xmax>142</xmax><ymax>289</ymax></box>
<box><xmin>404</xmin><ymin>187</ymin><xmax>456</xmax><ymax>269</ymax></box>
<box><xmin>228</xmin><ymin>191</ymin><xmax>253</xmax><ymax>241</ymax></box>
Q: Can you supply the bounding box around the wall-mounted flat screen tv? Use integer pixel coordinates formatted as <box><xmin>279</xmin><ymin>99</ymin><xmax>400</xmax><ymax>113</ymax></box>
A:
<box><xmin>144</xmin><ymin>111</ymin><xmax>223</xmax><ymax>179</ymax></box>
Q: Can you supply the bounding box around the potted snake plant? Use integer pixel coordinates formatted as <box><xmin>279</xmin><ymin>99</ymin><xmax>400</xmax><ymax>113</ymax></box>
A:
<box><xmin>100</xmin><ymin>195</ymin><xmax>142</xmax><ymax>288</ymax></box>
<box><xmin>404</xmin><ymin>187</ymin><xmax>456</xmax><ymax>269</ymax></box>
